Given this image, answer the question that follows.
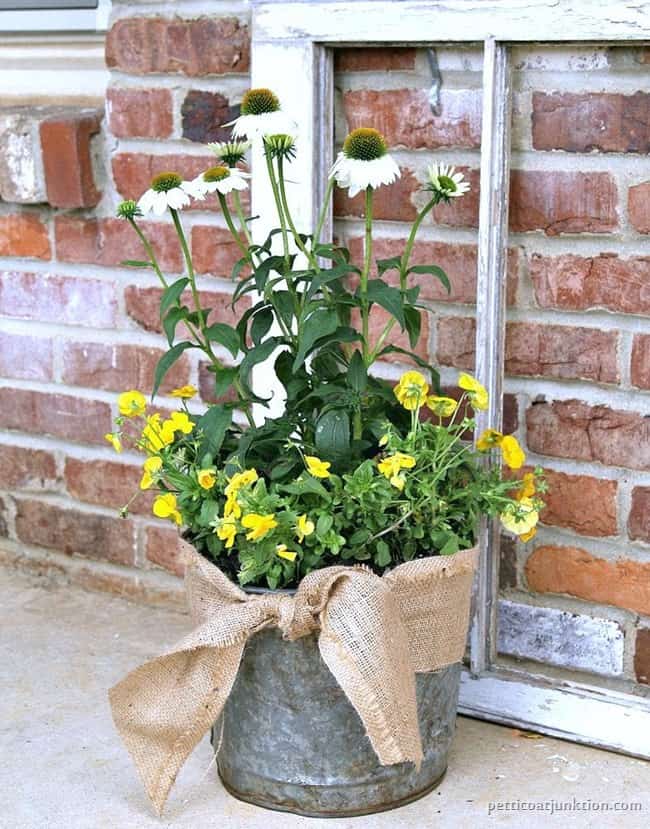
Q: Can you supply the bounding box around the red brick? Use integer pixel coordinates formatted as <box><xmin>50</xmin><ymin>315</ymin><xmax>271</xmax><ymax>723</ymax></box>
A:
<box><xmin>629</xmin><ymin>181</ymin><xmax>650</xmax><ymax>233</ymax></box>
<box><xmin>111</xmin><ymin>152</ymin><xmax>223</xmax><ymax>210</ymax></box>
<box><xmin>526</xmin><ymin>400</ymin><xmax>650</xmax><ymax>471</ymax></box>
<box><xmin>436</xmin><ymin>318</ymin><xmax>619</xmax><ymax>383</ymax></box>
<box><xmin>525</xmin><ymin>545</ymin><xmax>650</xmax><ymax>616</ymax></box>
<box><xmin>64</xmin><ymin>457</ymin><xmax>153</xmax><ymax>517</ymax></box>
<box><xmin>342</xmin><ymin>88</ymin><xmax>482</xmax><ymax>150</ymax></box>
<box><xmin>0</xmin><ymin>271</ymin><xmax>117</xmax><ymax>327</ymax></box>
<box><xmin>181</xmin><ymin>90</ymin><xmax>238</xmax><ymax>143</ymax></box>
<box><xmin>125</xmin><ymin>285</ymin><xmax>240</xmax><ymax>334</ymax></box>
<box><xmin>0</xmin><ymin>445</ymin><xmax>57</xmax><ymax>490</ymax></box>
<box><xmin>432</xmin><ymin>168</ymin><xmax>481</xmax><ymax>228</ymax></box>
<box><xmin>0</xmin><ymin>332</ymin><xmax>53</xmax><ymax>382</ymax></box>
<box><xmin>145</xmin><ymin>524</ymin><xmax>187</xmax><ymax>576</ymax></box>
<box><xmin>198</xmin><ymin>361</ymin><xmax>239</xmax><ymax>405</ymax></box>
<box><xmin>539</xmin><ymin>468</ymin><xmax>617</xmax><ymax>537</ymax></box>
<box><xmin>14</xmin><ymin>498</ymin><xmax>135</xmax><ymax>566</ymax></box>
<box><xmin>0</xmin><ymin>214</ymin><xmax>50</xmax><ymax>259</ymax></box>
<box><xmin>635</xmin><ymin>628</ymin><xmax>650</xmax><ymax>685</ymax></box>
<box><xmin>0</xmin><ymin>388</ymin><xmax>111</xmax><ymax>445</ymax></box>
<box><xmin>191</xmin><ymin>225</ymin><xmax>248</xmax><ymax>276</ymax></box>
<box><xmin>106</xmin><ymin>16</ymin><xmax>250</xmax><ymax>76</ymax></box>
<box><xmin>347</xmin><ymin>237</ymin><xmax>518</xmax><ymax>305</ymax></box>
<box><xmin>335</xmin><ymin>47</ymin><xmax>417</xmax><ymax>72</ymax></box>
<box><xmin>631</xmin><ymin>335</ymin><xmax>650</xmax><ymax>390</ymax></box>
<box><xmin>532</xmin><ymin>92</ymin><xmax>650</xmax><ymax>154</ymax></box>
<box><xmin>510</xmin><ymin>171</ymin><xmax>618</xmax><ymax>235</ymax></box>
<box><xmin>55</xmin><ymin>215</ymin><xmax>183</xmax><ymax>272</ymax></box>
<box><xmin>61</xmin><ymin>342</ymin><xmax>190</xmax><ymax>394</ymax></box>
<box><xmin>334</xmin><ymin>167</ymin><xmax>419</xmax><ymax>222</ymax></box>
<box><xmin>107</xmin><ymin>87</ymin><xmax>173</xmax><ymax>139</ymax></box>
<box><xmin>40</xmin><ymin>109</ymin><xmax>102</xmax><ymax>208</ymax></box>
<box><xmin>629</xmin><ymin>487</ymin><xmax>650</xmax><ymax>543</ymax></box>
<box><xmin>530</xmin><ymin>253</ymin><xmax>650</xmax><ymax>314</ymax></box>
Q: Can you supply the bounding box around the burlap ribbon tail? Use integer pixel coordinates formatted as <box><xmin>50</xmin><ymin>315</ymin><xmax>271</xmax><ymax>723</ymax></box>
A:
<box><xmin>109</xmin><ymin>543</ymin><xmax>478</xmax><ymax>814</ymax></box>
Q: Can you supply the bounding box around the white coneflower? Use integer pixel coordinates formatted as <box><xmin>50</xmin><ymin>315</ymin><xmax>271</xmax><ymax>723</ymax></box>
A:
<box><xmin>263</xmin><ymin>133</ymin><xmax>297</xmax><ymax>161</ymax></box>
<box><xmin>207</xmin><ymin>139</ymin><xmax>251</xmax><ymax>167</ymax></box>
<box><xmin>426</xmin><ymin>163</ymin><xmax>470</xmax><ymax>201</ymax></box>
<box><xmin>329</xmin><ymin>128</ymin><xmax>400</xmax><ymax>197</ymax></box>
<box><xmin>192</xmin><ymin>165</ymin><xmax>250</xmax><ymax>197</ymax></box>
<box><xmin>137</xmin><ymin>172</ymin><xmax>203</xmax><ymax>215</ymax></box>
<box><xmin>228</xmin><ymin>88</ymin><xmax>296</xmax><ymax>139</ymax></box>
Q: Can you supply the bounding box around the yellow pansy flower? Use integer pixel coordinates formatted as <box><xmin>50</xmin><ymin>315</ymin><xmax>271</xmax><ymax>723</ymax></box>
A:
<box><xmin>140</xmin><ymin>455</ymin><xmax>162</xmax><ymax>490</ymax></box>
<box><xmin>426</xmin><ymin>396</ymin><xmax>457</xmax><ymax>417</ymax></box>
<box><xmin>276</xmin><ymin>544</ymin><xmax>297</xmax><ymax>562</ymax></box>
<box><xmin>500</xmin><ymin>435</ymin><xmax>525</xmax><ymax>470</ymax></box>
<box><xmin>295</xmin><ymin>514</ymin><xmax>315</xmax><ymax>542</ymax></box>
<box><xmin>500</xmin><ymin>496</ymin><xmax>538</xmax><ymax>538</ymax></box>
<box><xmin>141</xmin><ymin>414</ymin><xmax>175</xmax><ymax>452</ymax></box>
<box><xmin>165</xmin><ymin>411</ymin><xmax>195</xmax><ymax>435</ymax></box>
<box><xmin>153</xmin><ymin>492</ymin><xmax>182</xmax><ymax>525</ymax></box>
<box><xmin>118</xmin><ymin>390</ymin><xmax>146</xmax><ymax>417</ymax></box>
<box><xmin>217</xmin><ymin>516</ymin><xmax>237</xmax><ymax>548</ymax></box>
<box><xmin>516</xmin><ymin>472</ymin><xmax>536</xmax><ymax>501</ymax></box>
<box><xmin>377</xmin><ymin>452</ymin><xmax>416</xmax><ymax>488</ymax></box>
<box><xmin>197</xmin><ymin>468</ymin><xmax>217</xmax><ymax>489</ymax></box>
<box><xmin>394</xmin><ymin>370</ymin><xmax>429</xmax><ymax>411</ymax></box>
<box><xmin>241</xmin><ymin>513</ymin><xmax>278</xmax><ymax>541</ymax></box>
<box><xmin>458</xmin><ymin>373</ymin><xmax>488</xmax><ymax>411</ymax></box>
<box><xmin>105</xmin><ymin>432</ymin><xmax>122</xmax><ymax>453</ymax></box>
<box><xmin>305</xmin><ymin>456</ymin><xmax>331</xmax><ymax>479</ymax></box>
<box><xmin>224</xmin><ymin>494</ymin><xmax>242</xmax><ymax>519</ymax></box>
<box><xmin>170</xmin><ymin>385</ymin><xmax>198</xmax><ymax>399</ymax></box>
<box><xmin>225</xmin><ymin>468</ymin><xmax>258</xmax><ymax>498</ymax></box>
<box><xmin>476</xmin><ymin>428</ymin><xmax>503</xmax><ymax>452</ymax></box>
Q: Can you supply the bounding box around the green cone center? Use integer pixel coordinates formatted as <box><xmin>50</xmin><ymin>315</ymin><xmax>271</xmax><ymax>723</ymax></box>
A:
<box><xmin>343</xmin><ymin>128</ymin><xmax>387</xmax><ymax>161</ymax></box>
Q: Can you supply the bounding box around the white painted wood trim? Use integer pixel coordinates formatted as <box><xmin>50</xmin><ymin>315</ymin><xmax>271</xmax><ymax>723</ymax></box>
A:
<box><xmin>470</xmin><ymin>38</ymin><xmax>512</xmax><ymax>675</ymax></box>
<box><xmin>254</xmin><ymin>0</ymin><xmax>650</xmax><ymax>43</ymax></box>
<box><xmin>459</xmin><ymin>668</ymin><xmax>650</xmax><ymax>760</ymax></box>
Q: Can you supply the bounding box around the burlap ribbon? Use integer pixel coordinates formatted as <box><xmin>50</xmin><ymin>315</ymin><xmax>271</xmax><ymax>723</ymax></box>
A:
<box><xmin>109</xmin><ymin>541</ymin><xmax>478</xmax><ymax>815</ymax></box>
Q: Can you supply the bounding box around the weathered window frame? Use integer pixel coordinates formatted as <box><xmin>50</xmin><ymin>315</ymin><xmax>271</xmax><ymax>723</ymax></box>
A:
<box><xmin>250</xmin><ymin>0</ymin><xmax>650</xmax><ymax>759</ymax></box>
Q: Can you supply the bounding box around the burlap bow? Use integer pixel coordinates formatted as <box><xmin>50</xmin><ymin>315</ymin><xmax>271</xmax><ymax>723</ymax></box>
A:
<box><xmin>109</xmin><ymin>542</ymin><xmax>478</xmax><ymax>814</ymax></box>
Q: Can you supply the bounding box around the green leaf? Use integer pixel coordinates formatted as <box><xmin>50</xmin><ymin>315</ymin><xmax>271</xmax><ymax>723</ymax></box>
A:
<box><xmin>365</xmin><ymin>279</ymin><xmax>406</xmax><ymax>328</ymax></box>
<box><xmin>274</xmin><ymin>290</ymin><xmax>295</xmax><ymax>331</ymax></box>
<box><xmin>204</xmin><ymin>322</ymin><xmax>241</xmax><ymax>358</ymax></box>
<box><xmin>282</xmin><ymin>477</ymin><xmax>331</xmax><ymax>500</ymax></box>
<box><xmin>292</xmin><ymin>308</ymin><xmax>339</xmax><ymax>371</ymax></box>
<box><xmin>121</xmin><ymin>259</ymin><xmax>152</xmax><ymax>269</ymax></box>
<box><xmin>196</xmin><ymin>405</ymin><xmax>232</xmax><ymax>456</ymax></box>
<box><xmin>376</xmin><ymin>255</ymin><xmax>402</xmax><ymax>276</ymax></box>
<box><xmin>316</xmin><ymin>514</ymin><xmax>334</xmax><ymax>539</ymax></box>
<box><xmin>315</xmin><ymin>409</ymin><xmax>350</xmax><ymax>457</ymax></box>
<box><xmin>162</xmin><ymin>305</ymin><xmax>188</xmax><ymax>346</ymax></box>
<box><xmin>250</xmin><ymin>306</ymin><xmax>274</xmax><ymax>346</ymax></box>
<box><xmin>404</xmin><ymin>306</ymin><xmax>422</xmax><ymax>349</ymax></box>
<box><xmin>408</xmin><ymin>264</ymin><xmax>450</xmax><ymax>294</ymax></box>
<box><xmin>347</xmin><ymin>350</ymin><xmax>367</xmax><ymax>393</ymax></box>
<box><xmin>213</xmin><ymin>366</ymin><xmax>239</xmax><ymax>398</ymax></box>
<box><xmin>160</xmin><ymin>277</ymin><xmax>189</xmax><ymax>315</ymax></box>
<box><xmin>231</xmin><ymin>255</ymin><xmax>249</xmax><ymax>284</ymax></box>
<box><xmin>152</xmin><ymin>342</ymin><xmax>194</xmax><ymax>398</ymax></box>
<box><xmin>375</xmin><ymin>540</ymin><xmax>391</xmax><ymax>568</ymax></box>
<box><xmin>239</xmin><ymin>337</ymin><xmax>284</xmax><ymax>393</ymax></box>
<box><xmin>254</xmin><ymin>255</ymin><xmax>286</xmax><ymax>292</ymax></box>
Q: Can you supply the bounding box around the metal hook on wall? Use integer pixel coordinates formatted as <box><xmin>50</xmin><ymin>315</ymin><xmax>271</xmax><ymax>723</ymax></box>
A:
<box><xmin>426</xmin><ymin>48</ymin><xmax>442</xmax><ymax>116</ymax></box>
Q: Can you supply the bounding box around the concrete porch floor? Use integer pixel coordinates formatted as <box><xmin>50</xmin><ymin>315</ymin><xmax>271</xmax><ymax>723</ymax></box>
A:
<box><xmin>2</xmin><ymin>567</ymin><xmax>648</xmax><ymax>829</ymax></box>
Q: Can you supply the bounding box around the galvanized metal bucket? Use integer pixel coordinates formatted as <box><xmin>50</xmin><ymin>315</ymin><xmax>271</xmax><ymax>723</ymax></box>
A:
<box><xmin>212</xmin><ymin>624</ymin><xmax>461</xmax><ymax>817</ymax></box>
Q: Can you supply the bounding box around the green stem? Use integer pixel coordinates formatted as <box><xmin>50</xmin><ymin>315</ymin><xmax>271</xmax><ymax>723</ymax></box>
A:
<box><xmin>129</xmin><ymin>218</ymin><xmax>168</xmax><ymax>289</ymax></box>
<box><xmin>314</xmin><ymin>176</ymin><xmax>335</xmax><ymax>248</ymax></box>
<box><xmin>217</xmin><ymin>192</ymin><xmax>250</xmax><ymax>258</ymax></box>
<box><xmin>264</xmin><ymin>147</ymin><xmax>290</xmax><ymax>271</ymax></box>
<box><xmin>277</xmin><ymin>156</ymin><xmax>321</xmax><ymax>273</ymax></box>
<box><xmin>232</xmin><ymin>189</ymin><xmax>253</xmax><ymax>247</ymax></box>
<box><xmin>399</xmin><ymin>196</ymin><xmax>438</xmax><ymax>290</ymax></box>
<box><xmin>360</xmin><ymin>186</ymin><xmax>373</xmax><ymax>365</ymax></box>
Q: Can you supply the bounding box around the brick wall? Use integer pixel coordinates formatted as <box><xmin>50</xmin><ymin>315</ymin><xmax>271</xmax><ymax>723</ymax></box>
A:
<box><xmin>0</xmin><ymin>6</ymin><xmax>648</xmax><ymax>693</ymax></box>
<box><xmin>334</xmin><ymin>45</ymin><xmax>650</xmax><ymax>695</ymax></box>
